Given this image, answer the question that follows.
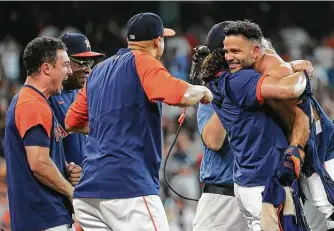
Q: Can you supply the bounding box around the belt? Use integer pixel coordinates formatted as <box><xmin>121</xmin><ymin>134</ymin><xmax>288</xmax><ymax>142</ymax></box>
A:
<box><xmin>202</xmin><ymin>183</ymin><xmax>235</xmax><ymax>197</ymax></box>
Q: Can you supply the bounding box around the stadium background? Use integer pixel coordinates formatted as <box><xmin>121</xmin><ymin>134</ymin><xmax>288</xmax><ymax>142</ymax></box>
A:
<box><xmin>0</xmin><ymin>1</ymin><xmax>333</xmax><ymax>230</ymax></box>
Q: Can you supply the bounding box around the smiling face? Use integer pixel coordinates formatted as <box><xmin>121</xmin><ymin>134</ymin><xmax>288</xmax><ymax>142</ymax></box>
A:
<box><xmin>223</xmin><ymin>35</ymin><xmax>259</xmax><ymax>72</ymax></box>
<box><xmin>45</xmin><ymin>49</ymin><xmax>72</xmax><ymax>95</ymax></box>
<box><xmin>63</xmin><ymin>56</ymin><xmax>94</xmax><ymax>90</ymax></box>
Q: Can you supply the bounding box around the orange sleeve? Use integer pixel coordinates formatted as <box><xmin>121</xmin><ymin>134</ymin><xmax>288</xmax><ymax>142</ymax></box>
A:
<box><xmin>65</xmin><ymin>84</ymin><xmax>88</xmax><ymax>128</ymax></box>
<box><xmin>256</xmin><ymin>74</ymin><xmax>266</xmax><ymax>105</ymax></box>
<box><xmin>133</xmin><ymin>51</ymin><xmax>189</xmax><ymax>105</ymax></box>
<box><xmin>15</xmin><ymin>101</ymin><xmax>52</xmax><ymax>139</ymax></box>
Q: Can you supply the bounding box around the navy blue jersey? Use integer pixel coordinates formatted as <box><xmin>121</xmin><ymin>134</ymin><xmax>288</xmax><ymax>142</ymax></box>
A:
<box><xmin>4</xmin><ymin>85</ymin><xmax>73</xmax><ymax>231</ymax></box>
<box><xmin>50</xmin><ymin>89</ymin><xmax>86</xmax><ymax>165</ymax></box>
<box><xmin>211</xmin><ymin>69</ymin><xmax>288</xmax><ymax>186</ymax></box>
<box><xmin>73</xmin><ymin>48</ymin><xmax>188</xmax><ymax>199</ymax></box>
<box><xmin>197</xmin><ymin>103</ymin><xmax>234</xmax><ymax>185</ymax></box>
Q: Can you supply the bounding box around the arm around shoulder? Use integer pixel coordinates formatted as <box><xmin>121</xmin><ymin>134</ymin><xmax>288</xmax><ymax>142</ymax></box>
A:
<box><xmin>259</xmin><ymin>71</ymin><xmax>307</xmax><ymax>100</ymax></box>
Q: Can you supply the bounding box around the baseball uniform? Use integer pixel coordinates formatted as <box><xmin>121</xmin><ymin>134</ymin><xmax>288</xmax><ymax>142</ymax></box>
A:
<box><xmin>4</xmin><ymin>85</ymin><xmax>73</xmax><ymax>231</ymax></box>
<box><xmin>69</xmin><ymin>48</ymin><xmax>188</xmax><ymax>230</ymax></box>
<box><xmin>211</xmin><ymin>69</ymin><xmax>289</xmax><ymax>231</ymax></box>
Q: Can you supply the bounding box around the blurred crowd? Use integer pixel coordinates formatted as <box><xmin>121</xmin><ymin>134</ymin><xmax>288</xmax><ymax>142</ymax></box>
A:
<box><xmin>0</xmin><ymin>2</ymin><xmax>333</xmax><ymax>231</ymax></box>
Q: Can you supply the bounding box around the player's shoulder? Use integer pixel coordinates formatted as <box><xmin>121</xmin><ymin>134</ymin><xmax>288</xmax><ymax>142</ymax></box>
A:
<box><xmin>264</xmin><ymin>53</ymin><xmax>285</xmax><ymax>64</ymax></box>
<box><xmin>132</xmin><ymin>50</ymin><xmax>164</xmax><ymax>68</ymax></box>
<box><xmin>16</xmin><ymin>87</ymin><xmax>51</xmax><ymax>115</ymax></box>
<box><xmin>263</xmin><ymin>53</ymin><xmax>288</xmax><ymax>70</ymax></box>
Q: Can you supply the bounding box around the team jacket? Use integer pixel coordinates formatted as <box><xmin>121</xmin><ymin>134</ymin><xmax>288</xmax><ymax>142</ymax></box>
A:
<box><xmin>65</xmin><ymin>48</ymin><xmax>188</xmax><ymax>199</ymax></box>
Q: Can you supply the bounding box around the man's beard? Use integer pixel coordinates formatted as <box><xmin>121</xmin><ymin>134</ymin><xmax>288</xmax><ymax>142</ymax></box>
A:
<box><xmin>240</xmin><ymin>58</ymin><xmax>255</xmax><ymax>69</ymax></box>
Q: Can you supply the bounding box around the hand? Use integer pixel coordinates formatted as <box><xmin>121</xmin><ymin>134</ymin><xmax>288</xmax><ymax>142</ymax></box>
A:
<box><xmin>277</xmin><ymin>154</ymin><xmax>298</xmax><ymax>186</ymax></box>
<box><xmin>68</xmin><ymin>162</ymin><xmax>82</xmax><ymax>186</ymax></box>
<box><xmin>291</xmin><ymin>60</ymin><xmax>314</xmax><ymax>78</ymax></box>
<box><xmin>284</xmin><ymin>145</ymin><xmax>303</xmax><ymax>178</ymax></box>
<box><xmin>200</xmin><ymin>87</ymin><xmax>213</xmax><ymax>104</ymax></box>
<box><xmin>276</xmin><ymin>145</ymin><xmax>303</xmax><ymax>186</ymax></box>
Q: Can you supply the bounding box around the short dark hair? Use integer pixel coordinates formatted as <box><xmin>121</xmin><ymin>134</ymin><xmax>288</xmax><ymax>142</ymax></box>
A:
<box><xmin>223</xmin><ymin>20</ymin><xmax>263</xmax><ymax>42</ymax></box>
<box><xmin>23</xmin><ymin>36</ymin><xmax>67</xmax><ymax>76</ymax></box>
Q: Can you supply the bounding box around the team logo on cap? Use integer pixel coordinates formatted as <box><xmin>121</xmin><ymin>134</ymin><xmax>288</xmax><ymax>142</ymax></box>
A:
<box><xmin>130</xmin><ymin>35</ymin><xmax>135</xmax><ymax>40</ymax></box>
<box><xmin>84</xmin><ymin>39</ymin><xmax>91</xmax><ymax>49</ymax></box>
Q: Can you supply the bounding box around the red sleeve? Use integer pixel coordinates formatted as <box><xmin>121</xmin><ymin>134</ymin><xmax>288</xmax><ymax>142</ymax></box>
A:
<box><xmin>133</xmin><ymin>50</ymin><xmax>189</xmax><ymax>105</ymax></box>
<box><xmin>256</xmin><ymin>74</ymin><xmax>266</xmax><ymax>105</ymax></box>
<box><xmin>65</xmin><ymin>84</ymin><xmax>88</xmax><ymax>128</ymax></box>
<box><xmin>15</xmin><ymin>101</ymin><xmax>52</xmax><ymax>139</ymax></box>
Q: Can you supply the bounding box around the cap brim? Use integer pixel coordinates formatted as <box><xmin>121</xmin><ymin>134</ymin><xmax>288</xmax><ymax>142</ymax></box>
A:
<box><xmin>71</xmin><ymin>51</ymin><xmax>105</xmax><ymax>58</ymax></box>
<box><xmin>163</xmin><ymin>28</ymin><xmax>176</xmax><ymax>37</ymax></box>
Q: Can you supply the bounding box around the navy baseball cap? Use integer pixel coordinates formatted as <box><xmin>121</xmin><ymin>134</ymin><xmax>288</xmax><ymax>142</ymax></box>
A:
<box><xmin>206</xmin><ymin>21</ymin><xmax>233</xmax><ymax>52</ymax></box>
<box><xmin>59</xmin><ymin>32</ymin><xmax>104</xmax><ymax>58</ymax></box>
<box><xmin>126</xmin><ymin>12</ymin><xmax>175</xmax><ymax>42</ymax></box>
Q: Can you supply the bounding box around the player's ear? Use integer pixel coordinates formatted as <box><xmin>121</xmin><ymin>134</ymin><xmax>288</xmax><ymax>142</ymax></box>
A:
<box><xmin>153</xmin><ymin>36</ymin><xmax>163</xmax><ymax>48</ymax></box>
<box><xmin>153</xmin><ymin>37</ymin><xmax>160</xmax><ymax>48</ymax></box>
<box><xmin>253</xmin><ymin>44</ymin><xmax>261</xmax><ymax>58</ymax></box>
<box><xmin>41</xmin><ymin>62</ymin><xmax>52</xmax><ymax>76</ymax></box>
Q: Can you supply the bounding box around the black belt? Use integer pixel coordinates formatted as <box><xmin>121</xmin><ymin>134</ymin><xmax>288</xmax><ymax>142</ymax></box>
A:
<box><xmin>202</xmin><ymin>184</ymin><xmax>235</xmax><ymax>197</ymax></box>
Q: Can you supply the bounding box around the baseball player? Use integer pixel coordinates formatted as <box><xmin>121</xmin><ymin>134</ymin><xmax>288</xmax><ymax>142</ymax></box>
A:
<box><xmin>198</xmin><ymin>25</ymin><xmax>312</xmax><ymax>230</ymax></box>
<box><xmin>211</xmin><ymin>70</ymin><xmax>307</xmax><ymax>231</ymax></box>
<box><xmin>192</xmin><ymin>22</ymin><xmax>247</xmax><ymax>231</ymax></box>
<box><xmin>64</xmin><ymin>12</ymin><xmax>213</xmax><ymax>231</ymax></box>
<box><xmin>49</xmin><ymin>32</ymin><xmax>104</xmax><ymax>165</ymax></box>
<box><xmin>4</xmin><ymin>37</ymin><xmax>81</xmax><ymax>231</ymax></box>
<box><xmin>223</xmin><ymin>20</ymin><xmax>334</xmax><ymax>230</ymax></box>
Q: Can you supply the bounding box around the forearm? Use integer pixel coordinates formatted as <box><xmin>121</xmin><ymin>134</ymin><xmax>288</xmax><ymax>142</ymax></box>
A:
<box><xmin>202</xmin><ymin>113</ymin><xmax>226</xmax><ymax>150</ymax></box>
<box><xmin>32</xmin><ymin>157</ymin><xmax>74</xmax><ymax>198</ymax></box>
<box><xmin>289</xmin><ymin>107</ymin><xmax>309</xmax><ymax>161</ymax></box>
<box><xmin>179</xmin><ymin>85</ymin><xmax>207</xmax><ymax>106</ymax></box>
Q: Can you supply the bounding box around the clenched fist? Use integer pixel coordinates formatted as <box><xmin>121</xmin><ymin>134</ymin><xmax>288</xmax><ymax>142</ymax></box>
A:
<box><xmin>67</xmin><ymin>162</ymin><xmax>82</xmax><ymax>186</ymax></box>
